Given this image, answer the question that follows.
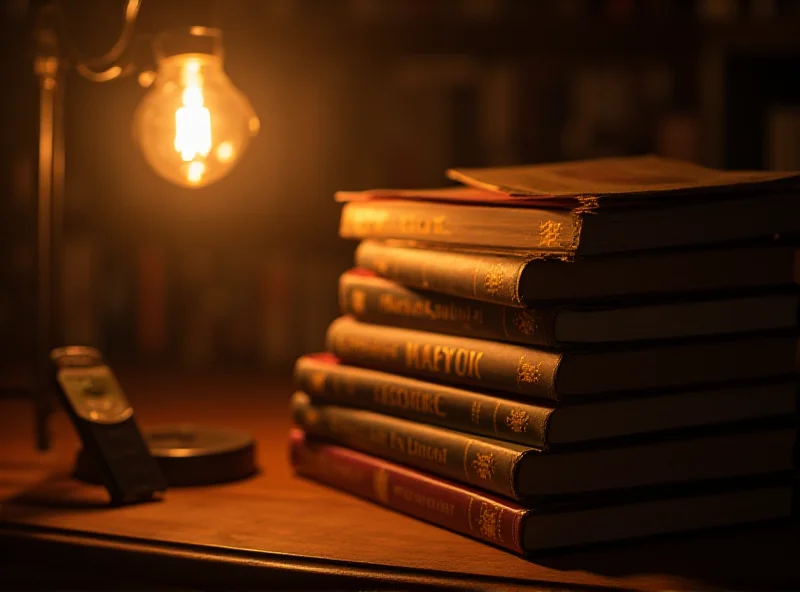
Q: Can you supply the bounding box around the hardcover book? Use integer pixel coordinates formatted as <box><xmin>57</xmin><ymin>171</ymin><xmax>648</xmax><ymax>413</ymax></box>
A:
<box><xmin>355</xmin><ymin>241</ymin><xmax>800</xmax><ymax>306</ymax></box>
<box><xmin>339</xmin><ymin>190</ymin><xmax>800</xmax><ymax>255</ymax></box>
<box><xmin>290</xmin><ymin>429</ymin><xmax>794</xmax><ymax>554</ymax></box>
<box><xmin>294</xmin><ymin>354</ymin><xmax>797</xmax><ymax>448</ymax></box>
<box><xmin>339</xmin><ymin>269</ymin><xmax>800</xmax><ymax>346</ymax></box>
<box><xmin>291</xmin><ymin>393</ymin><xmax>796</xmax><ymax>500</ymax></box>
<box><xmin>325</xmin><ymin>316</ymin><xmax>797</xmax><ymax>400</ymax></box>
<box><xmin>337</xmin><ymin>156</ymin><xmax>799</xmax><ymax>208</ymax></box>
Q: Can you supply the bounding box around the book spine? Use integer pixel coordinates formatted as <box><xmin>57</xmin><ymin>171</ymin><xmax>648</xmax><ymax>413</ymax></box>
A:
<box><xmin>294</xmin><ymin>356</ymin><xmax>550</xmax><ymax>448</ymax></box>
<box><xmin>325</xmin><ymin>316</ymin><xmax>562</xmax><ymax>400</ymax></box>
<box><xmin>289</xmin><ymin>429</ymin><xmax>528</xmax><ymax>554</ymax></box>
<box><xmin>339</xmin><ymin>201</ymin><xmax>578</xmax><ymax>252</ymax></box>
<box><xmin>291</xmin><ymin>393</ymin><xmax>529</xmax><ymax>499</ymax></box>
<box><xmin>339</xmin><ymin>271</ymin><xmax>557</xmax><ymax>347</ymax></box>
<box><xmin>355</xmin><ymin>240</ymin><xmax>532</xmax><ymax>307</ymax></box>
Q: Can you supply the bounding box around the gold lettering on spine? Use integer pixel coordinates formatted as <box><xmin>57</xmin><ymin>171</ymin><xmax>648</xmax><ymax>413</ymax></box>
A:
<box><xmin>405</xmin><ymin>436</ymin><xmax>448</xmax><ymax>465</ymax></box>
<box><xmin>376</xmin><ymin>293</ymin><xmax>484</xmax><ymax>327</ymax></box>
<box><xmin>470</xmin><ymin>401</ymin><xmax>482</xmax><ymax>425</ymax></box>
<box><xmin>454</xmin><ymin>350</ymin><xmax>469</xmax><ymax>376</ymax></box>
<box><xmin>373</xmin><ymin>383</ymin><xmax>447</xmax><ymax>418</ymax></box>
<box><xmin>405</xmin><ymin>342</ymin><xmax>483</xmax><ymax>379</ymax></box>
<box><xmin>391</xmin><ymin>484</ymin><xmax>456</xmax><ymax>517</ymax></box>
<box><xmin>440</xmin><ymin>346</ymin><xmax>455</xmax><ymax>373</ymax></box>
<box><xmin>337</xmin><ymin>333</ymin><xmax>398</xmax><ymax>361</ymax></box>
<box><xmin>398</xmin><ymin>214</ymin><xmax>449</xmax><ymax>236</ymax></box>
<box><xmin>348</xmin><ymin>208</ymin><xmax>388</xmax><ymax>234</ymax></box>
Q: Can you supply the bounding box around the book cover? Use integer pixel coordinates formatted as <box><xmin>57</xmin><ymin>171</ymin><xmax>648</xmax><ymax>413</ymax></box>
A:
<box><xmin>290</xmin><ymin>429</ymin><xmax>794</xmax><ymax>554</ymax></box>
<box><xmin>339</xmin><ymin>268</ymin><xmax>800</xmax><ymax>346</ymax></box>
<box><xmin>292</xmin><ymin>393</ymin><xmax>796</xmax><ymax>499</ymax></box>
<box><xmin>340</xmin><ymin>190</ymin><xmax>800</xmax><ymax>255</ymax></box>
<box><xmin>294</xmin><ymin>354</ymin><xmax>797</xmax><ymax>448</ymax></box>
<box><xmin>355</xmin><ymin>241</ymin><xmax>800</xmax><ymax>307</ymax></box>
<box><xmin>325</xmin><ymin>316</ymin><xmax>797</xmax><ymax>400</ymax></box>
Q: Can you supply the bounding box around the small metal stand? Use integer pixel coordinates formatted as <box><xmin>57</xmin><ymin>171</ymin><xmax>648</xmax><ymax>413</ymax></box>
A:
<box><xmin>75</xmin><ymin>425</ymin><xmax>257</xmax><ymax>487</ymax></box>
<box><xmin>32</xmin><ymin>3</ymin><xmax>66</xmax><ymax>451</ymax></box>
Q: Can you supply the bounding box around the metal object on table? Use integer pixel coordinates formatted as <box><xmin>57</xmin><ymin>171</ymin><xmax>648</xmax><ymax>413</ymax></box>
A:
<box><xmin>52</xmin><ymin>346</ymin><xmax>168</xmax><ymax>504</ymax></box>
<box><xmin>75</xmin><ymin>425</ymin><xmax>257</xmax><ymax>487</ymax></box>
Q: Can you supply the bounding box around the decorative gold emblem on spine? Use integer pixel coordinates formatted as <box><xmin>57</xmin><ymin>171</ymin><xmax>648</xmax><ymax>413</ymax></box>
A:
<box><xmin>539</xmin><ymin>220</ymin><xmax>564</xmax><ymax>248</ymax></box>
<box><xmin>308</xmin><ymin>372</ymin><xmax>326</xmax><ymax>393</ymax></box>
<box><xmin>471</xmin><ymin>452</ymin><xmax>497</xmax><ymax>481</ymax></box>
<box><xmin>470</xmin><ymin>400</ymin><xmax>482</xmax><ymax>425</ymax></box>
<box><xmin>505</xmin><ymin>408</ymin><xmax>530</xmax><ymax>433</ymax></box>
<box><xmin>512</xmin><ymin>309</ymin><xmax>537</xmax><ymax>336</ymax></box>
<box><xmin>516</xmin><ymin>357</ymin><xmax>542</xmax><ymax>387</ymax></box>
<box><xmin>483</xmin><ymin>264</ymin><xmax>505</xmax><ymax>296</ymax></box>
<box><xmin>350</xmin><ymin>289</ymin><xmax>367</xmax><ymax>315</ymax></box>
<box><xmin>478</xmin><ymin>502</ymin><xmax>499</xmax><ymax>540</ymax></box>
<box><xmin>373</xmin><ymin>468</ymin><xmax>390</xmax><ymax>504</ymax></box>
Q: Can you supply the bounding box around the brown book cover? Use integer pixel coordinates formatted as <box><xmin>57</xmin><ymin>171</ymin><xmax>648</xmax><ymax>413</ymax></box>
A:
<box><xmin>355</xmin><ymin>241</ymin><xmax>800</xmax><ymax>306</ymax></box>
<box><xmin>291</xmin><ymin>393</ymin><xmax>796</xmax><ymax>499</ymax></box>
<box><xmin>325</xmin><ymin>316</ymin><xmax>797</xmax><ymax>401</ymax></box>
<box><xmin>339</xmin><ymin>268</ymin><xmax>800</xmax><ymax>346</ymax></box>
<box><xmin>294</xmin><ymin>354</ymin><xmax>796</xmax><ymax>448</ymax></box>
<box><xmin>290</xmin><ymin>429</ymin><xmax>794</xmax><ymax>554</ymax></box>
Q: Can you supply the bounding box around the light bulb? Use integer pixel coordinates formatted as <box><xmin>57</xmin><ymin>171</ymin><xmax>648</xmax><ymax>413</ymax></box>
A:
<box><xmin>133</xmin><ymin>29</ymin><xmax>259</xmax><ymax>188</ymax></box>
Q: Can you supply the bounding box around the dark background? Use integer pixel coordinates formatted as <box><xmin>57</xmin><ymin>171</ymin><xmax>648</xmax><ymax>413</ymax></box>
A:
<box><xmin>2</xmin><ymin>0</ymin><xmax>800</xmax><ymax>374</ymax></box>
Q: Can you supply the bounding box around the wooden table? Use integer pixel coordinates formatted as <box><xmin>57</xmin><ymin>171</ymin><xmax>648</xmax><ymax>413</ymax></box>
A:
<box><xmin>1</xmin><ymin>369</ymin><xmax>797</xmax><ymax>590</ymax></box>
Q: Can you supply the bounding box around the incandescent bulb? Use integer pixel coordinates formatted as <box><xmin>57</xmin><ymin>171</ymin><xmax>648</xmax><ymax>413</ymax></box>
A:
<box><xmin>133</xmin><ymin>31</ymin><xmax>258</xmax><ymax>188</ymax></box>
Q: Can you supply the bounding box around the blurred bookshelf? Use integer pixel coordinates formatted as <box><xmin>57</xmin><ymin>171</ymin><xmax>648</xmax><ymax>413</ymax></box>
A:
<box><xmin>2</xmin><ymin>0</ymin><xmax>800</xmax><ymax>373</ymax></box>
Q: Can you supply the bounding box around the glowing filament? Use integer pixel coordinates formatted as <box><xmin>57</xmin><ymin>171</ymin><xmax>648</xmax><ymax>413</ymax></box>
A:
<box><xmin>186</xmin><ymin>161</ymin><xmax>206</xmax><ymax>185</ymax></box>
<box><xmin>174</xmin><ymin>64</ymin><xmax>212</xmax><ymax>162</ymax></box>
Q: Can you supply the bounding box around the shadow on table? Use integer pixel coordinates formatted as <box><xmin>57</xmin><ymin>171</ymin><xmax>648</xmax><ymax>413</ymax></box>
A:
<box><xmin>527</xmin><ymin>517</ymin><xmax>800</xmax><ymax>590</ymax></box>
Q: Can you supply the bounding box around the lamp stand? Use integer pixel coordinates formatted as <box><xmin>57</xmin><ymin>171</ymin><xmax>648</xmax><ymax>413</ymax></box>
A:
<box><xmin>32</xmin><ymin>6</ymin><xmax>65</xmax><ymax>451</ymax></box>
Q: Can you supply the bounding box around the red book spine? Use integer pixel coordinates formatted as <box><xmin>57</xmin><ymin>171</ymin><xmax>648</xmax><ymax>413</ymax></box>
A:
<box><xmin>289</xmin><ymin>429</ymin><xmax>528</xmax><ymax>554</ymax></box>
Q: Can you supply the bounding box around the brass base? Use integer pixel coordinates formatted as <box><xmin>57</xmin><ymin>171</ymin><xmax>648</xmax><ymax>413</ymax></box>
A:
<box><xmin>75</xmin><ymin>425</ymin><xmax>257</xmax><ymax>487</ymax></box>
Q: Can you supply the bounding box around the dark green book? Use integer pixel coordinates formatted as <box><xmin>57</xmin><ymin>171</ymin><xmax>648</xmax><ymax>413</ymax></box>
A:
<box><xmin>291</xmin><ymin>392</ymin><xmax>796</xmax><ymax>500</ymax></box>
<box><xmin>325</xmin><ymin>316</ymin><xmax>797</xmax><ymax>400</ymax></box>
<box><xmin>339</xmin><ymin>269</ymin><xmax>800</xmax><ymax>347</ymax></box>
<box><xmin>355</xmin><ymin>240</ymin><xmax>800</xmax><ymax>307</ymax></box>
<box><xmin>294</xmin><ymin>354</ymin><xmax>797</xmax><ymax>449</ymax></box>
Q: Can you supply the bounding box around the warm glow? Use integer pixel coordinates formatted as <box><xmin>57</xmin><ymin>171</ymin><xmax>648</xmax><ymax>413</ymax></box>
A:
<box><xmin>174</xmin><ymin>60</ymin><xmax>212</xmax><ymax>163</ymax></box>
<box><xmin>133</xmin><ymin>47</ymin><xmax>259</xmax><ymax>188</ymax></box>
<box><xmin>186</xmin><ymin>160</ymin><xmax>205</xmax><ymax>185</ymax></box>
<box><xmin>216</xmin><ymin>141</ymin><xmax>234</xmax><ymax>162</ymax></box>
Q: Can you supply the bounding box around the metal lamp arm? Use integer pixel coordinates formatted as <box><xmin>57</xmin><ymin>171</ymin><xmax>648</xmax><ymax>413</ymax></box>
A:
<box><xmin>38</xmin><ymin>0</ymin><xmax>143</xmax><ymax>82</ymax></box>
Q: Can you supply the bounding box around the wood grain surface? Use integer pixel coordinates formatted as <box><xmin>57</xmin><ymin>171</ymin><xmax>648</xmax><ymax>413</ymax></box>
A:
<box><xmin>0</xmin><ymin>368</ymin><xmax>797</xmax><ymax>590</ymax></box>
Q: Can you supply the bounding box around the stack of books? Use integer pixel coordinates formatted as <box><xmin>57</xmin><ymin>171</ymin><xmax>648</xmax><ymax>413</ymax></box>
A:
<box><xmin>289</xmin><ymin>156</ymin><xmax>799</xmax><ymax>554</ymax></box>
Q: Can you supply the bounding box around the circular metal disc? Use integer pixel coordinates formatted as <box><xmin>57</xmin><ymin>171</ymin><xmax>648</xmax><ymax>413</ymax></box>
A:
<box><xmin>75</xmin><ymin>425</ymin><xmax>257</xmax><ymax>487</ymax></box>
